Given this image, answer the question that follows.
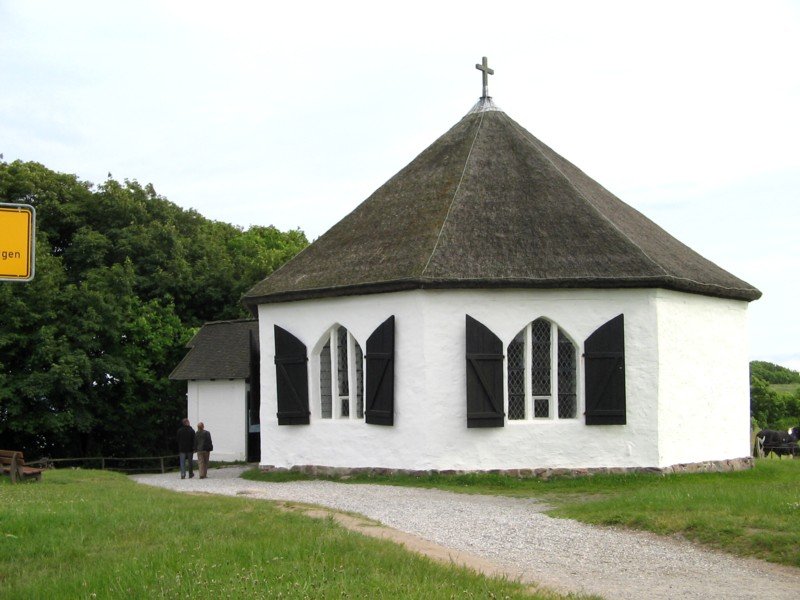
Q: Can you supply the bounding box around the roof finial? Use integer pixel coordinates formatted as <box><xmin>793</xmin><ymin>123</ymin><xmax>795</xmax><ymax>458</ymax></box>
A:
<box><xmin>475</xmin><ymin>56</ymin><xmax>494</xmax><ymax>99</ymax></box>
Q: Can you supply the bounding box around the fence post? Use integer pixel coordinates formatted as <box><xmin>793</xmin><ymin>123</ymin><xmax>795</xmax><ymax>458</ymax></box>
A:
<box><xmin>160</xmin><ymin>457</ymin><xmax>165</xmax><ymax>473</ymax></box>
<box><xmin>101</xmin><ymin>457</ymin><xmax>105</xmax><ymax>470</ymax></box>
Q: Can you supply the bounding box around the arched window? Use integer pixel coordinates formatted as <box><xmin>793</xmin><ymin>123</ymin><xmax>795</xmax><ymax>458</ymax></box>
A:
<box><xmin>507</xmin><ymin>318</ymin><xmax>577</xmax><ymax>420</ymax></box>
<box><xmin>319</xmin><ymin>325</ymin><xmax>364</xmax><ymax>420</ymax></box>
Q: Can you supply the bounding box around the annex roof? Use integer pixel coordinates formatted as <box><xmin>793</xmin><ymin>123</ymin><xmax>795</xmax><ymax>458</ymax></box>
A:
<box><xmin>243</xmin><ymin>98</ymin><xmax>760</xmax><ymax>307</ymax></box>
<box><xmin>169</xmin><ymin>319</ymin><xmax>258</xmax><ymax>381</ymax></box>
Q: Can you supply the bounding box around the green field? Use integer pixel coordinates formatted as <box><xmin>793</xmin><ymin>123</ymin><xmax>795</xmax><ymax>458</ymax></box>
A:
<box><xmin>5</xmin><ymin>460</ymin><xmax>800</xmax><ymax>599</ymax></box>
<box><xmin>546</xmin><ymin>461</ymin><xmax>800</xmax><ymax>566</ymax></box>
<box><xmin>0</xmin><ymin>470</ymin><xmax>570</xmax><ymax>599</ymax></box>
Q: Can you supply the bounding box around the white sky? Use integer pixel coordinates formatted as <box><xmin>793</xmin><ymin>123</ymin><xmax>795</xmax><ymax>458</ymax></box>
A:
<box><xmin>1</xmin><ymin>0</ymin><xmax>798</xmax><ymax>370</ymax></box>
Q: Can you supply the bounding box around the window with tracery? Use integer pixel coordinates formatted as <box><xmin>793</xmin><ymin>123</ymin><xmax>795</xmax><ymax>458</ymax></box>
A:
<box><xmin>319</xmin><ymin>325</ymin><xmax>364</xmax><ymax>420</ymax></box>
<box><xmin>506</xmin><ymin>318</ymin><xmax>578</xmax><ymax>421</ymax></box>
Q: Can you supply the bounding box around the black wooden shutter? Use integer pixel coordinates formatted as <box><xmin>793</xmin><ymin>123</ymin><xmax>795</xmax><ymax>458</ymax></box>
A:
<box><xmin>466</xmin><ymin>315</ymin><xmax>505</xmax><ymax>428</ymax></box>
<box><xmin>584</xmin><ymin>314</ymin><xmax>626</xmax><ymax>425</ymax></box>
<box><xmin>365</xmin><ymin>316</ymin><xmax>395</xmax><ymax>425</ymax></box>
<box><xmin>274</xmin><ymin>325</ymin><xmax>310</xmax><ymax>425</ymax></box>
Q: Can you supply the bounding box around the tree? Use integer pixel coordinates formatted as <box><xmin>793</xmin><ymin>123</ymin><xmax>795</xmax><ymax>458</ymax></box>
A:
<box><xmin>750</xmin><ymin>377</ymin><xmax>784</xmax><ymax>429</ymax></box>
<box><xmin>749</xmin><ymin>361</ymin><xmax>800</xmax><ymax>430</ymax></box>
<box><xmin>0</xmin><ymin>160</ymin><xmax>308</xmax><ymax>457</ymax></box>
<box><xmin>750</xmin><ymin>361</ymin><xmax>800</xmax><ymax>385</ymax></box>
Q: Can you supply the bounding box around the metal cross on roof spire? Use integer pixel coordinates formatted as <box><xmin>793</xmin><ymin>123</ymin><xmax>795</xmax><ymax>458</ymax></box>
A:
<box><xmin>475</xmin><ymin>56</ymin><xmax>494</xmax><ymax>99</ymax></box>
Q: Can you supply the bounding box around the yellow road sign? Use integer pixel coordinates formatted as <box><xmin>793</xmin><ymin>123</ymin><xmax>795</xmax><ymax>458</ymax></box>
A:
<box><xmin>0</xmin><ymin>203</ymin><xmax>36</xmax><ymax>281</ymax></box>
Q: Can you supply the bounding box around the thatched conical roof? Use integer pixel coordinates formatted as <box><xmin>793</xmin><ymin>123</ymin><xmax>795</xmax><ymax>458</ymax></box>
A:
<box><xmin>243</xmin><ymin>100</ymin><xmax>760</xmax><ymax>307</ymax></box>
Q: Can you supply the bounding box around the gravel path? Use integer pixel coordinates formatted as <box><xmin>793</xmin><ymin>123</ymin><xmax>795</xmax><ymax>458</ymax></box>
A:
<box><xmin>133</xmin><ymin>467</ymin><xmax>800</xmax><ymax>599</ymax></box>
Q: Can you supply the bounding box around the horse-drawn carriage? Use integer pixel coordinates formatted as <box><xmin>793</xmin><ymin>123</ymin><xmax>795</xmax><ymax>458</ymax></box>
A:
<box><xmin>754</xmin><ymin>427</ymin><xmax>800</xmax><ymax>458</ymax></box>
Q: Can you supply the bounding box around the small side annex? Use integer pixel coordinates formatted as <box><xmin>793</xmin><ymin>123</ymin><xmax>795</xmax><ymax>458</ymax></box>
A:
<box><xmin>242</xmin><ymin>90</ymin><xmax>760</xmax><ymax>476</ymax></box>
<box><xmin>170</xmin><ymin>319</ymin><xmax>260</xmax><ymax>462</ymax></box>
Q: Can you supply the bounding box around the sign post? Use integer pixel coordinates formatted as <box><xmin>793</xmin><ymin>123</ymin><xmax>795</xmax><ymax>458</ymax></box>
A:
<box><xmin>0</xmin><ymin>203</ymin><xmax>36</xmax><ymax>281</ymax></box>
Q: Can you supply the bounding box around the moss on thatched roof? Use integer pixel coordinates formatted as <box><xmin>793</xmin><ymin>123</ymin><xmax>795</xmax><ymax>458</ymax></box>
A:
<box><xmin>169</xmin><ymin>319</ymin><xmax>257</xmax><ymax>380</ymax></box>
<box><xmin>243</xmin><ymin>102</ymin><xmax>760</xmax><ymax>306</ymax></box>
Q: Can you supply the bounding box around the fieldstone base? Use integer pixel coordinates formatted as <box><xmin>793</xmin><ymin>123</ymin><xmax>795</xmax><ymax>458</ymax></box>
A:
<box><xmin>260</xmin><ymin>456</ymin><xmax>754</xmax><ymax>480</ymax></box>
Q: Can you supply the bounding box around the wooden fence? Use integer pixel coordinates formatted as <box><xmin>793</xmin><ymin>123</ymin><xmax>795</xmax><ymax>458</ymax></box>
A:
<box><xmin>26</xmin><ymin>455</ymin><xmax>181</xmax><ymax>474</ymax></box>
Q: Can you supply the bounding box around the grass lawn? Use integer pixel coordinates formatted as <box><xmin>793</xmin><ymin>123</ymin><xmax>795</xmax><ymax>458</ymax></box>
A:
<box><xmin>245</xmin><ymin>459</ymin><xmax>800</xmax><ymax>568</ymax></box>
<box><xmin>0</xmin><ymin>469</ymin><xmax>569</xmax><ymax>599</ymax></box>
<box><xmin>545</xmin><ymin>460</ymin><xmax>800</xmax><ymax>567</ymax></box>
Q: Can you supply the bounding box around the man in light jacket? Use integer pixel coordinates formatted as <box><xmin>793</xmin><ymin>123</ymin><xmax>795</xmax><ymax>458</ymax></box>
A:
<box><xmin>194</xmin><ymin>422</ymin><xmax>213</xmax><ymax>479</ymax></box>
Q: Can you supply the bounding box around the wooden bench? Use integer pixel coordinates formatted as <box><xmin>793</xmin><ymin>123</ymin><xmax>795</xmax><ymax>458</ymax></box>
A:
<box><xmin>0</xmin><ymin>450</ymin><xmax>44</xmax><ymax>483</ymax></box>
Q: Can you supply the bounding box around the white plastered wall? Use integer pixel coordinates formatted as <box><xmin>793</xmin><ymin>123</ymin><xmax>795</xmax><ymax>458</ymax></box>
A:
<box><xmin>186</xmin><ymin>379</ymin><xmax>247</xmax><ymax>462</ymax></box>
<box><xmin>258</xmin><ymin>288</ymin><xmax>672</xmax><ymax>471</ymax></box>
<box><xmin>654</xmin><ymin>290</ymin><xmax>750</xmax><ymax>466</ymax></box>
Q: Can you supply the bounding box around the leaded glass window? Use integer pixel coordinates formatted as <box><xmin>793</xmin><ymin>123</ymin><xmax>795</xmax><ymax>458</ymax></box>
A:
<box><xmin>355</xmin><ymin>343</ymin><xmax>364</xmax><ymax>418</ymax></box>
<box><xmin>320</xmin><ymin>341</ymin><xmax>332</xmax><ymax>418</ymax></box>
<box><xmin>530</xmin><ymin>319</ymin><xmax>551</xmax><ymax>396</ymax></box>
<box><xmin>337</xmin><ymin>326</ymin><xmax>349</xmax><ymax>397</ymax></box>
<box><xmin>558</xmin><ymin>329</ymin><xmax>577</xmax><ymax>418</ymax></box>
<box><xmin>507</xmin><ymin>332</ymin><xmax>525</xmax><ymax>420</ymax></box>
<box><xmin>534</xmin><ymin>398</ymin><xmax>550</xmax><ymax>418</ymax></box>
<box><xmin>506</xmin><ymin>319</ymin><xmax>578</xmax><ymax>422</ymax></box>
<box><xmin>318</xmin><ymin>326</ymin><xmax>364</xmax><ymax>421</ymax></box>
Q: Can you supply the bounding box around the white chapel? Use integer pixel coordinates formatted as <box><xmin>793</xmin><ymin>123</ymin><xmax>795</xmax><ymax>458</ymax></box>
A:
<box><xmin>241</xmin><ymin>60</ymin><xmax>760</xmax><ymax>476</ymax></box>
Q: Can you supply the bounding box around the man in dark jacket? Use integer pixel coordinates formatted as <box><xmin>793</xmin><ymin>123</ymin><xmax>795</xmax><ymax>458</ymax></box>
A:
<box><xmin>194</xmin><ymin>422</ymin><xmax>213</xmax><ymax>479</ymax></box>
<box><xmin>177</xmin><ymin>418</ymin><xmax>195</xmax><ymax>479</ymax></box>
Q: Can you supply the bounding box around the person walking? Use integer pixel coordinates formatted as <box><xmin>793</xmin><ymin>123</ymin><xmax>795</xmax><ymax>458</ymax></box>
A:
<box><xmin>177</xmin><ymin>418</ymin><xmax>195</xmax><ymax>479</ymax></box>
<box><xmin>195</xmin><ymin>422</ymin><xmax>213</xmax><ymax>479</ymax></box>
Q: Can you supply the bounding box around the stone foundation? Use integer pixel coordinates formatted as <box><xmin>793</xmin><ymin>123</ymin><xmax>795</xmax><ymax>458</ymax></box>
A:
<box><xmin>260</xmin><ymin>456</ymin><xmax>754</xmax><ymax>480</ymax></box>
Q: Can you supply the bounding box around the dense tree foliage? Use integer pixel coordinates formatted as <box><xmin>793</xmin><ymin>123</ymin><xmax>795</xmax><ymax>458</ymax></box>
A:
<box><xmin>0</xmin><ymin>160</ymin><xmax>307</xmax><ymax>458</ymax></box>
<box><xmin>750</xmin><ymin>361</ymin><xmax>800</xmax><ymax>430</ymax></box>
<box><xmin>750</xmin><ymin>361</ymin><xmax>800</xmax><ymax>385</ymax></box>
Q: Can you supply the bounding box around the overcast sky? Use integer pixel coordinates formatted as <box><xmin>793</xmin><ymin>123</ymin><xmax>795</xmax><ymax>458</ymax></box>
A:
<box><xmin>1</xmin><ymin>1</ymin><xmax>798</xmax><ymax>370</ymax></box>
